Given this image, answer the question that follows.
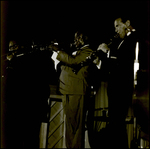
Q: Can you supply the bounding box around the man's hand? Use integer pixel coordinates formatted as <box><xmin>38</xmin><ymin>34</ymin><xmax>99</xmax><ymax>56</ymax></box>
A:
<box><xmin>49</xmin><ymin>44</ymin><xmax>59</xmax><ymax>52</ymax></box>
<box><xmin>6</xmin><ymin>52</ymin><xmax>16</xmax><ymax>61</ymax></box>
<box><xmin>7</xmin><ymin>54</ymin><xmax>14</xmax><ymax>61</ymax></box>
<box><xmin>97</xmin><ymin>43</ymin><xmax>110</xmax><ymax>53</ymax></box>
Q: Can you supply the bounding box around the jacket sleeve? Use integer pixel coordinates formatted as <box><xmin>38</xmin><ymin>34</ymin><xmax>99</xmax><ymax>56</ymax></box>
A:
<box><xmin>56</xmin><ymin>48</ymin><xmax>93</xmax><ymax>66</ymax></box>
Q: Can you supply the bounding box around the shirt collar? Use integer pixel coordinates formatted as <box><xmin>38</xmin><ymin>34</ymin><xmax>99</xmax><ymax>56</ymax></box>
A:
<box><xmin>127</xmin><ymin>29</ymin><xmax>136</xmax><ymax>36</ymax></box>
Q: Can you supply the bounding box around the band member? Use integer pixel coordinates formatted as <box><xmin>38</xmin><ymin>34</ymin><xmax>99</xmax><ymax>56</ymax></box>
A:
<box><xmin>97</xmin><ymin>16</ymin><xmax>138</xmax><ymax>148</ymax></box>
<box><xmin>3</xmin><ymin>39</ymin><xmax>56</xmax><ymax>148</ymax></box>
<box><xmin>51</xmin><ymin>30</ymin><xmax>97</xmax><ymax>148</ymax></box>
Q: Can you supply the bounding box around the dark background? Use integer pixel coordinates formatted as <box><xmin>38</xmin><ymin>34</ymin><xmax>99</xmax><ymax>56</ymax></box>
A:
<box><xmin>2</xmin><ymin>1</ymin><xmax>150</xmax><ymax>50</ymax></box>
<box><xmin>1</xmin><ymin>1</ymin><xmax>149</xmax><ymax>70</ymax></box>
<box><xmin>1</xmin><ymin>1</ymin><xmax>150</xmax><ymax>148</ymax></box>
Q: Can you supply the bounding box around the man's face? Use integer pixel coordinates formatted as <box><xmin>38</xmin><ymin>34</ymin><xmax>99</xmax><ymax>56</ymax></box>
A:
<box><xmin>114</xmin><ymin>18</ymin><xmax>127</xmax><ymax>39</ymax></box>
<box><xmin>74</xmin><ymin>33</ymin><xmax>83</xmax><ymax>48</ymax></box>
<box><xmin>9</xmin><ymin>41</ymin><xmax>19</xmax><ymax>52</ymax></box>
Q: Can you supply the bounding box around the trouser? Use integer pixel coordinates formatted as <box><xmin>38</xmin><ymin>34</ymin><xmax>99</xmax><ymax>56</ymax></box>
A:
<box><xmin>62</xmin><ymin>94</ymin><xmax>87</xmax><ymax>148</ymax></box>
<box><xmin>107</xmin><ymin>82</ymin><xmax>133</xmax><ymax>148</ymax></box>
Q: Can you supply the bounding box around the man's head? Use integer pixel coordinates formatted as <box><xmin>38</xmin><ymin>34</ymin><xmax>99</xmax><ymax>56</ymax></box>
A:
<box><xmin>114</xmin><ymin>17</ymin><xmax>132</xmax><ymax>39</ymax></box>
<box><xmin>7</xmin><ymin>40</ymin><xmax>19</xmax><ymax>61</ymax></box>
<box><xmin>74</xmin><ymin>30</ymin><xmax>89</xmax><ymax>49</ymax></box>
<box><xmin>9</xmin><ymin>40</ymin><xmax>19</xmax><ymax>52</ymax></box>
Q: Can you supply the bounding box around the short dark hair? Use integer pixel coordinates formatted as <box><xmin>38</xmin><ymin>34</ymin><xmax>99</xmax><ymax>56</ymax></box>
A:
<box><xmin>115</xmin><ymin>13</ymin><xmax>134</xmax><ymax>24</ymax></box>
<box><xmin>118</xmin><ymin>17</ymin><xmax>131</xmax><ymax>24</ymax></box>
<box><xmin>75</xmin><ymin>29</ymin><xmax>90</xmax><ymax>44</ymax></box>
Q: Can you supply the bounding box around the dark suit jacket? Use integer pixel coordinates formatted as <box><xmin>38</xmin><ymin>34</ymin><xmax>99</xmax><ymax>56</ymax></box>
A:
<box><xmin>56</xmin><ymin>45</ymin><xmax>93</xmax><ymax>95</ymax></box>
<box><xmin>108</xmin><ymin>31</ymin><xmax>137</xmax><ymax>94</ymax></box>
